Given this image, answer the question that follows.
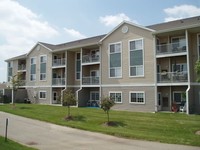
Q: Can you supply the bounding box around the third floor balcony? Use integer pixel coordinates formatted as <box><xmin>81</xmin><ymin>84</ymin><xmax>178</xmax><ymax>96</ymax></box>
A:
<box><xmin>18</xmin><ymin>64</ymin><xmax>26</xmax><ymax>71</ymax></box>
<box><xmin>52</xmin><ymin>78</ymin><xmax>65</xmax><ymax>86</ymax></box>
<box><xmin>82</xmin><ymin>76</ymin><xmax>100</xmax><ymax>85</ymax></box>
<box><xmin>82</xmin><ymin>54</ymin><xmax>100</xmax><ymax>65</ymax></box>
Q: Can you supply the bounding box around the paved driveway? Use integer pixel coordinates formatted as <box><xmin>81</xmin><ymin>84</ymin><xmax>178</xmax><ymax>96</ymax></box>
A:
<box><xmin>0</xmin><ymin>111</ymin><xmax>199</xmax><ymax>150</ymax></box>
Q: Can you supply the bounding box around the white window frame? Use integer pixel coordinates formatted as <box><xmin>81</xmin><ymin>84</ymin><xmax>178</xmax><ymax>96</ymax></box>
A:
<box><xmin>75</xmin><ymin>52</ymin><xmax>81</xmax><ymax>80</ymax></box>
<box><xmin>39</xmin><ymin>91</ymin><xmax>46</xmax><ymax>99</ymax></box>
<box><xmin>108</xmin><ymin>42</ymin><xmax>122</xmax><ymax>78</ymax></box>
<box><xmin>173</xmin><ymin>91</ymin><xmax>185</xmax><ymax>104</ymax></box>
<box><xmin>129</xmin><ymin>38</ymin><xmax>144</xmax><ymax>77</ymax></box>
<box><xmin>109</xmin><ymin>91</ymin><xmax>122</xmax><ymax>103</ymax></box>
<box><xmin>30</xmin><ymin>57</ymin><xmax>36</xmax><ymax>81</ymax></box>
<box><xmin>197</xmin><ymin>33</ymin><xmax>200</xmax><ymax>59</ymax></box>
<box><xmin>129</xmin><ymin>91</ymin><xmax>145</xmax><ymax>104</ymax></box>
<box><xmin>40</xmin><ymin>55</ymin><xmax>47</xmax><ymax>81</ymax></box>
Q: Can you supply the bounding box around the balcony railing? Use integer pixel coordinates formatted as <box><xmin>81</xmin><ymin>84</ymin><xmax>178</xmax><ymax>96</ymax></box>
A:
<box><xmin>52</xmin><ymin>58</ymin><xmax>66</xmax><ymax>67</ymax></box>
<box><xmin>82</xmin><ymin>55</ymin><xmax>100</xmax><ymax>64</ymax></box>
<box><xmin>52</xmin><ymin>78</ymin><xmax>65</xmax><ymax>85</ymax></box>
<box><xmin>157</xmin><ymin>71</ymin><xmax>188</xmax><ymax>83</ymax></box>
<box><xmin>82</xmin><ymin>76</ymin><xmax>100</xmax><ymax>85</ymax></box>
<box><xmin>18</xmin><ymin>65</ymin><xmax>26</xmax><ymax>71</ymax></box>
<box><xmin>156</xmin><ymin>42</ymin><xmax>186</xmax><ymax>55</ymax></box>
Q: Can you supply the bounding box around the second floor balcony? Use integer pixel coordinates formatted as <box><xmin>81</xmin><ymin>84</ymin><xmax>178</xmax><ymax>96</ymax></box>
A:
<box><xmin>52</xmin><ymin>78</ymin><xmax>65</xmax><ymax>86</ymax></box>
<box><xmin>82</xmin><ymin>76</ymin><xmax>100</xmax><ymax>85</ymax></box>
<box><xmin>52</xmin><ymin>58</ymin><xmax>66</xmax><ymax>67</ymax></box>
<box><xmin>156</xmin><ymin>42</ymin><xmax>186</xmax><ymax>55</ymax></box>
<box><xmin>18</xmin><ymin>64</ymin><xmax>26</xmax><ymax>71</ymax></box>
<box><xmin>157</xmin><ymin>71</ymin><xmax>188</xmax><ymax>83</ymax></box>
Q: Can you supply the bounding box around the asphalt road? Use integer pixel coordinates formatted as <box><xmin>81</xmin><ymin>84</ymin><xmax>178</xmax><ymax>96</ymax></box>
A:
<box><xmin>0</xmin><ymin>111</ymin><xmax>199</xmax><ymax>150</ymax></box>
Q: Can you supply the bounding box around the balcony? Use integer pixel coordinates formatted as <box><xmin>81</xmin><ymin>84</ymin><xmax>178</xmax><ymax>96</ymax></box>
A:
<box><xmin>18</xmin><ymin>64</ymin><xmax>26</xmax><ymax>71</ymax></box>
<box><xmin>156</xmin><ymin>42</ymin><xmax>186</xmax><ymax>55</ymax></box>
<box><xmin>82</xmin><ymin>76</ymin><xmax>100</xmax><ymax>85</ymax></box>
<box><xmin>52</xmin><ymin>58</ymin><xmax>66</xmax><ymax>67</ymax></box>
<box><xmin>157</xmin><ymin>71</ymin><xmax>188</xmax><ymax>83</ymax></box>
<box><xmin>52</xmin><ymin>78</ymin><xmax>65</xmax><ymax>85</ymax></box>
<box><xmin>82</xmin><ymin>54</ymin><xmax>100</xmax><ymax>64</ymax></box>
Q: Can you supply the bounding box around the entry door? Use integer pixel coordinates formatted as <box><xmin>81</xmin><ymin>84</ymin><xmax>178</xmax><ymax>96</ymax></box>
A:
<box><xmin>157</xmin><ymin>93</ymin><xmax>161</xmax><ymax>111</ymax></box>
<box><xmin>162</xmin><ymin>96</ymin><xmax>170</xmax><ymax>111</ymax></box>
<box><xmin>53</xmin><ymin>91</ymin><xmax>58</xmax><ymax>103</ymax></box>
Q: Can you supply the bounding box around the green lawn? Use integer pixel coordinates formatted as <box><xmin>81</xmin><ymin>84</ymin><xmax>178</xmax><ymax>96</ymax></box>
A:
<box><xmin>0</xmin><ymin>104</ymin><xmax>200</xmax><ymax>147</ymax></box>
<box><xmin>0</xmin><ymin>136</ymin><xmax>37</xmax><ymax>150</ymax></box>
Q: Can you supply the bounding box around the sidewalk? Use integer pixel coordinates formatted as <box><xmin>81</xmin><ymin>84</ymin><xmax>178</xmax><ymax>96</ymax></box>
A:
<box><xmin>0</xmin><ymin>111</ymin><xmax>199</xmax><ymax>150</ymax></box>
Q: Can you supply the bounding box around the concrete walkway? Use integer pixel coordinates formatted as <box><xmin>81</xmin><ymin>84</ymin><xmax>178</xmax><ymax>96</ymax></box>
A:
<box><xmin>0</xmin><ymin>112</ymin><xmax>199</xmax><ymax>150</ymax></box>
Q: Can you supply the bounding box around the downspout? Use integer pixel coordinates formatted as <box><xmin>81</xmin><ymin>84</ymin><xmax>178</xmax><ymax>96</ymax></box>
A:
<box><xmin>185</xmin><ymin>29</ymin><xmax>190</xmax><ymax>114</ymax></box>
<box><xmin>76</xmin><ymin>48</ymin><xmax>83</xmax><ymax>107</ymax></box>
<box><xmin>153</xmin><ymin>35</ymin><xmax>158</xmax><ymax>112</ymax></box>
<box><xmin>99</xmin><ymin>44</ymin><xmax>102</xmax><ymax>104</ymax></box>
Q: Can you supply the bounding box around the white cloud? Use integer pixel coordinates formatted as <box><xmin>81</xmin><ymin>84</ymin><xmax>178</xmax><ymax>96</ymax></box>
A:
<box><xmin>164</xmin><ymin>4</ymin><xmax>200</xmax><ymax>22</ymax></box>
<box><xmin>0</xmin><ymin>0</ymin><xmax>59</xmax><ymax>59</ymax></box>
<box><xmin>64</xmin><ymin>28</ymin><xmax>87</xmax><ymax>40</ymax></box>
<box><xmin>99</xmin><ymin>13</ymin><xmax>138</xmax><ymax>27</ymax></box>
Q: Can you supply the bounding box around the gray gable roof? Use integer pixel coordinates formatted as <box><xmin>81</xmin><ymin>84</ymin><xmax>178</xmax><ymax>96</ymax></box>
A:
<box><xmin>40</xmin><ymin>34</ymin><xmax>106</xmax><ymax>51</ymax></box>
<box><xmin>147</xmin><ymin>15</ymin><xmax>200</xmax><ymax>32</ymax></box>
<box><xmin>5</xmin><ymin>54</ymin><xmax>27</xmax><ymax>62</ymax></box>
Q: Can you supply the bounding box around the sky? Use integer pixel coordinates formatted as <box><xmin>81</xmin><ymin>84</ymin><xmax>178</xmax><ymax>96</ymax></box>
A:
<box><xmin>0</xmin><ymin>0</ymin><xmax>200</xmax><ymax>82</ymax></box>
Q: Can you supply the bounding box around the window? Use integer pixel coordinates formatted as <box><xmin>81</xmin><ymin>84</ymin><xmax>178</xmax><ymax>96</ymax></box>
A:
<box><xmin>172</xmin><ymin>63</ymin><xmax>187</xmax><ymax>72</ymax></box>
<box><xmin>40</xmin><ymin>55</ymin><xmax>47</xmax><ymax>81</ymax></box>
<box><xmin>8</xmin><ymin>61</ymin><xmax>13</xmax><ymax>81</ymax></box>
<box><xmin>39</xmin><ymin>91</ymin><xmax>46</xmax><ymax>99</ymax></box>
<box><xmin>76</xmin><ymin>53</ymin><xmax>81</xmax><ymax>80</ymax></box>
<box><xmin>129</xmin><ymin>39</ymin><xmax>144</xmax><ymax>77</ymax></box>
<box><xmin>109</xmin><ymin>42</ymin><xmax>122</xmax><ymax>78</ymax></box>
<box><xmin>109</xmin><ymin>92</ymin><xmax>122</xmax><ymax>103</ymax></box>
<box><xmin>198</xmin><ymin>34</ymin><xmax>200</xmax><ymax>59</ymax></box>
<box><xmin>173</xmin><ymin>91</ymin><xmax>185</xmax><ymax>104</ymax></box>
<box><xmin>30</xmin><ymin>57</ymin><xmax>36</xmax><ymax>81</ymax></box>
<box><xmin>129</xmin><ymin>92</ymin><xmax>145</xmax><ymax>104</ymax></box>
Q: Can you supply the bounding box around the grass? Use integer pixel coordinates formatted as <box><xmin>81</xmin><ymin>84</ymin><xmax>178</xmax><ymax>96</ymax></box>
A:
<box><xmin>0</xmin><ymin>136</ymin><xmax>37</xmax><ymax>150</ymax></box>
<box><xmin>0</xmin><ymin>104</ymin><xmax>200</xmax><ymax>147</ymax></box>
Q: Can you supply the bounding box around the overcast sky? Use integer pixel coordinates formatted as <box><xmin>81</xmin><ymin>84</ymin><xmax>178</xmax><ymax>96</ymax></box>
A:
<box><xmin>0</xmin><ymin>0</ymin><xmax>200</xmax><ymax>82</ymax></box>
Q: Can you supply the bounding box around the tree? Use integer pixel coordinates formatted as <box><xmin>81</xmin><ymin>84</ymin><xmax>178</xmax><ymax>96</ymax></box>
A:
<box><xmin>10</xmin><ymin>73</ymin><xmax>23</xmax><ymax>104</ymax></box>
<box><xmin>195</xmin><ymin>60</ymin><xmax>200</xmax><ymax>82</ymax></box>
<box><xmin>101</xmin><ymin>97</ymin><xmax>115</xmax><ymax>125</ymax></box>
<box><xmin>62</xmin><ymin>90</ymin><xmax>77</xmax><ymax>120</ymax></box>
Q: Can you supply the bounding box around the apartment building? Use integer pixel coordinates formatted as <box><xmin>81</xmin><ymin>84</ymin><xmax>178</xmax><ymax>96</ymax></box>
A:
<box><xmin>5</xmin><ymin>16</ymin><xmax>200</xmax><ymax>114</ymax></box>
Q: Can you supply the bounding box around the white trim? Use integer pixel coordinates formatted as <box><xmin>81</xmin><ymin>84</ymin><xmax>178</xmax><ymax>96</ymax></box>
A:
<box><xmin>129</xmin><ymin>38</ymin><xmax>144</xmax><ymax>77</ymax></box>
<box><xmin>100</xmin><ymin>21</ymin><xmax>154</xmax><ymax>42</ymax></box>
<box><xmin>197</xmin><ymin>33</ymin><xmax>200</xmax><ymax>59</ymax></box>
<box><xmin>108</xmin><ymin>41</ymin><xmax>122</xmax><ymax>78</ymax></box>
<box><xmin>109</xmin><ymin>91</ymin><xmax>122</xmax><ymax>103</ymax></box>
<box><xmin>129</xmin><ymin>91</ymin><xmax>145</xmax><ymax>104</ymax></box>
<box><xmin>39</xmin><ymin>55</ymin><xmax>47</xmax><ymax>81</ymax></box>
<box><xmin>39</xmin><ymin>90</ymin><xmax>47</xmax><ymax>99</ymax></box>
<box><xmin>102</xmin><ymin>83</ymin><xmax>155</xmax><ymax>87</ymax></box>
<box><xmin>75</xmin><ymin>52</ymin><xmax>81</xmax><ymax>81</ymax></box>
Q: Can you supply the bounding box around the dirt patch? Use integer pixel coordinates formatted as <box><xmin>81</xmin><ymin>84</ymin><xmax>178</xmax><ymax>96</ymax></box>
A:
<box><xmin>26</xmin><ymin>141</ymin><xmax>38</xmax><ymax>145</ymax></box>
<box><xmin>102</xmin><ymin>121</ymin><xmax>118</xmax><ymax>127</ymax></box>
<box><xmin>195</xmin><ymin>130</ymin><xmax>200</xmax><ymax>135</ymax></box>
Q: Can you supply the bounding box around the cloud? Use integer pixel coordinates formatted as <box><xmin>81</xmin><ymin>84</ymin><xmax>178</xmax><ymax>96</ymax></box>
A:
<box><xmin>0</xmin><ymin>0</ymin><xmax>59</xmax><ymax>60</ymax></box>
<box><xmin>164</xmin><ymin>4</ymin><xmax>200</xmax><ymax>22</ymax></box>
<box><xmin>64</xmin><ymin>28</ymin><xmax>87</xmax><ymax>40</ymax></box>
<box><xmin>99</xmin><ymin>13</ymin><xmax>138</xmax><ymax>27</ymax></box>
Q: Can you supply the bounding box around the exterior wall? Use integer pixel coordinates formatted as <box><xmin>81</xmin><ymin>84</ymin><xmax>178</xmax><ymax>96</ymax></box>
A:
<box><xmin>27</xmin><ymin>87</ymin><xmax>51</xmax><ymax>104</ymax></box>
<box><xmin>101</xmin><ymin>23</ymin><xmax>155</xmax><ymax>85</ymax></box>
<box><xmin>191</xmin><ymin>85</ymin><xmax>200</xmax><ymax>114</ymax></box>
<box><xmin>26</xmin><ymin>45</ymin><xmax>52</xmax><ymax>87</ymax></box>
<box><xmin>102</xmin><ymin>86</ymin><xmax>155</xmax><ymax>112</ymax></box>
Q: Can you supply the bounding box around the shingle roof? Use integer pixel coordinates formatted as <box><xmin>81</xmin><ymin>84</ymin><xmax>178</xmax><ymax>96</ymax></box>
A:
<box><xmin>5</xmin><ymin>54</ymin><xmax>27</xmax><ymax>62</ymax></box>
<box><xmin>40</xmin><ymin>34</ymin><xmax>106</xmax><ymax>51</ymax></box>
<box><xmin>147</xmin><ymin>15</ymin><xmax>200</xmax><ymax>32</ymax></box>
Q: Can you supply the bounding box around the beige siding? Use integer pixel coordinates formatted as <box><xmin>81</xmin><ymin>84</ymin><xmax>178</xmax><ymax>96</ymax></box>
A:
<box><xmin>102</xmin><ymin>86</ymin><xmax>155</xmax><ymax>112</ymax></box>
<box><xmin>101</xmin><ymin>23</ymin><xmax>155</xmax><ymax>85</ymax></box>
<box><xmin>26</xmin><ymin>45</ymin><xmax>52</xmax><ymax>86</ymax></box>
